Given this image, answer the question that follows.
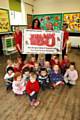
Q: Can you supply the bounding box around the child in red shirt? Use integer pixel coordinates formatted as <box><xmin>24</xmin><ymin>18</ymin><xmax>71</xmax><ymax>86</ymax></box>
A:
<box><xmin>26</xmin><ymin>71</ymin><xmax>40</xmax><ymax>107</ymax></box>
<box><xmin>60</xmin><ymin>54</ymin><xmax>70</xmax><ymax>75</ymax></box>
<box><xmin>50</xmin><ymin>55</ymin><xmax>57</xmax><ymax>67</ymax></box>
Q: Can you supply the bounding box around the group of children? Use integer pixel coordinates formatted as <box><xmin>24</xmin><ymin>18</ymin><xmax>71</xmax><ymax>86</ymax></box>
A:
<box><xmin>4</xmin><ymin>54</ymin><xmax>78</xmax><ymax>108</ymax></box>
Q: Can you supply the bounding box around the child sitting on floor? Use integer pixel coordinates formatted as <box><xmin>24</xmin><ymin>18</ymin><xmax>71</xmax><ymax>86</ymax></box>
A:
<box><xmin>12</xmin><ymin>72</ymin><xmax>25</xmax><ymax>95</ymax></box>
<box><xmin>6</xmin><ymin>59</ymin><xmax>14</xmax><ymax>72</ymax></box>
<box><xmin>60</xmin><ymin>54</ymin><xmax>70</xmax><ymax>75</ymax></box>
<box><xmin>4</xmin><ymin>67</ymin><xmax>15</xmax><ymax>90</ymax></box>
<box><xmin>64</xmin><ymin>62</ymin><xmax>78</xmax><ymax>86</ymax></box>
<box><xmin>50</xmin><ymin>54</ymin><xmax>57</xmax><ymax>66</ymax></box>
<box><xmin>22</xmin><ymin>56</ymin><xmax>36</xmax><ymax>69</ymax></box>
<box><xmin>50</xmin><ymin>64</ymin><xmax>64</xmax><ymax>88</ymax></box>
<box><xmin>38</xmin><ymin>54</ymin><xmax>45</xmax><ymax>68</ymax></box>
<box><xmin>44</xmin><ymin>61</ymin><xmax>51</xmax><ymax>75</ymax></box>
<box><xmin>26</xmin><ymin>71</ymin><xmax>40</xmax><ymax>107</ymax></box>
<box><xmin>34</xmin><ymin>62</ymin><xmax>40</xmax><ymax>75</ymax></box>
<box><xmin>22</xmin><ymin>67</ymin><xmax>30</xmax><ymax>84</ymax></box>
<box><xmin>38</xmin><ymin>68</ymin><xmax>50</xmax><ymax>90</ymax></box>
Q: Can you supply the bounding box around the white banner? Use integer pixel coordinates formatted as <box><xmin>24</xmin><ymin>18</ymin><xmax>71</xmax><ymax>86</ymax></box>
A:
<box><xmin>22</xmin><ymin>29</ymin><xmax>63</xmax><ymax>54</ymax></box>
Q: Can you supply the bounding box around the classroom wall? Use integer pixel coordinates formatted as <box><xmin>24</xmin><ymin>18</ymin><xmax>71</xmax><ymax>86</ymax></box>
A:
<box><xmin>0</xmin><ymin>0</ymin><xmax>9</xmax><ymax>9</ymax></box>
<box><xmin>9</xmin><ymin>0</ymin><xmax>21</xmax><ymax>12</ymax></box>
<box><xmin>33</xmin><ymin>0</ymin><xmax>80</xmax><ymax>47</ymax></box>
<box><xmin>23</xmin><ymin>0</ymin><xmax>33</xmax><ymax>24</ymax></box>
<box><xmin>33</xmin><ymin>0</ymin><xmax>80</xmax><ymax>14</ymax></box>
<box><xmin>23</xmin><ymin>0</ymin><xmax>33</xmax><ymax>14</ymax></box>
<box><xmin>24</xmin><ymin>0</ymin><xmax>33</xmax><ymax>5</ymax></box>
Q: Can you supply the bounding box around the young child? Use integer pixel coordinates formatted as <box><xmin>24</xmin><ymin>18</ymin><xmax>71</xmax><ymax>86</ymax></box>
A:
<box><xmin>12</xmin><ymin>72</ymin><xmax>25</xmax><ymax>95</ymax></box>
<box><xmin>4</xmin><ymin>67</ymin><xmax>15</xmax><ymax>90</ymax></box>
<box><xmin>14</xmin><ymin>60</ymin><xmax>21</xmax><ymax>73</ymax></box>
<box><xmin>50</xmin><ymin>65</ymin><xmax>64</xmax><ymax>88</ymax></box>
<box><xmin>50</xmin><ymin>54</ymin><xmax>57</xmax><ymax>66</ymax></box>
<box><xmin>16</xmin><ymin>56</ymin><xmax>24</xmax><ymax>71</ymax></box>
<box><xmin>60</xmin><ymin>54</ymin><xmax>70</xmax><ymax>75</ymax></box>
<box><xmin>22</xmin><ymin>56</ymin><xmax>35</xmax><ymax>69</ymax></box>
<box><xmin>28</xmin><ymin>56</ymin><xmax>36</xmax><ymax>67</ymax></box>
<box><xmin>64</xmin><ymin>62</ymin><xmax>78</xmax><ymax>86</ymax></box>
<box><xmin>44</xmin><ymin>61</ymin><xmax>51</xmax><ymax>75</ymax></box>
<box><xmin>38</xmin><ymin>68</ymin><xmax>50</xmax><ymax>90</ymax></box>
<box><xmin>34</xmin><ymin>62</ymin><xmax>40</xmax><ymax>75</ymax></box>
<box><xmin>6</xmin><ymin>59</ymin><xmax>14</xmax><ymax>72</ymax></box>
<box><xmin>22</xmin><ymin>67</ymin><xmax>30</xmax><ymax>84</ymax></box>
<box><xmin>26</xmin><ymin>71</ymin><xmax>40</xmax><ymax>107</ymax></box>
<box><xmin>38</xmin><ymin>54</ymin><xmax>45</xmax><ymax>67</ymax></box>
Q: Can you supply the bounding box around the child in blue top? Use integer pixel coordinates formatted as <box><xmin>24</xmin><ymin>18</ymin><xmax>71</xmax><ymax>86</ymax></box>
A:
<box><xmin>38</xmin><ymin>68</ymin><xmax>51</xmax><ymax>90</ymax></box>
<box><xmin>50</xmin><ymin>64</ymin><xmax>64</xmax><ymax>88</ymax></box>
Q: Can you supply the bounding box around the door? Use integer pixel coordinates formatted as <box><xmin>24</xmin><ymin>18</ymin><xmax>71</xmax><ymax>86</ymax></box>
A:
<box><xmin>27</xmin><ymin>14</ymin><xmax>33</xmax><ymax>28</ymax></box>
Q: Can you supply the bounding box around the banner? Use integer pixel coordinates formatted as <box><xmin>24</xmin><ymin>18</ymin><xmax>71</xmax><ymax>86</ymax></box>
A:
<box><xmin>22</xmin><ymin>29</ymin><xmax>63</xmax><ymax>54</ymax></box>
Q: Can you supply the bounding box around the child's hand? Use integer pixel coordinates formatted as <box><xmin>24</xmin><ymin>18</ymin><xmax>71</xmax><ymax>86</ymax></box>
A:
<box><xmin>30</xmin><ymin>91</ymin><xmax>35</xmax><ymax>96</ymax></box>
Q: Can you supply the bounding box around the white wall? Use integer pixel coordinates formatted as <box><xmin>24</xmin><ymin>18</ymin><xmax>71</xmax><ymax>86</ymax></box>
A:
<box><xmin>24</xmin><ymin>3</ymin><xmax>33</xmax><ymax>14</ymax></box>
<box><xmin>33</xmin><ymin>0</ymin><xmax>80</xmax><ymax>14</ymax></box>
<box><xmin>23</xmin><ymin>0</ymin><xmax>33</xmax><ymax>14</ymax></box>
<box><xmin>33</xmin><ymin>0</ymin><xmax>80</xmax><ymax>47</ymax></box>
<box><xmin>69</xmin><ymin>37</ymin><xmax>80</xmax><ymax>47</ymax></box>
<box><xmin>0</xmin><ymin>0</ymin><xmax>9</xmax><ymax>9</ymax></box>
<box><xmin>21</xmin><ymin>0</ymin><xmax>33</xmax><ymax>25</ymax></box>
<box><xmin>24</xmin><ymin>0</ymin><xmax>33</xmax><ymax>5</ymax></box>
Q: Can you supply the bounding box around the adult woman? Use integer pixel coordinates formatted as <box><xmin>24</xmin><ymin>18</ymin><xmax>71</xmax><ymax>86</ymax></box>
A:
<box><xmin>62</xmin><ymin>23</ymin><xmax>69</xmax><ymax>59</ymax></box>
<box><xmin>45</xmin><ymin>22</ymin><xmax>54</xmax><ymax>61</ymax></box>
<box><xmin>32</xmin><ymin>19</ymin><xmax>41</xmax><ymax>60</ymax></box>
<box><xmin>13</xmin><ymin>27</ymin><xmax>26</xmax><ymax>61</ymax></box>
<box><xmin>32</xmin><ymin>18</ymin><xmax>41</xmax><ymax>30</ymax></box>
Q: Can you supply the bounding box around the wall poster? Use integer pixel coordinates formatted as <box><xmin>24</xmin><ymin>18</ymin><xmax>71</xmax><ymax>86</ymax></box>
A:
<box><xmin>63</xmin><ymin>13</ymin><xmax>80</xmax><ymax>33</ymax></box>
<box><xmin>33</xmin><ymin>14</ymin><xmax>62</xmax><ymax>31</ymax></box>
<box><xmin>0</xmin><ymin>9</ymin><xmax>10</xmax><ymax>33</ymax></box>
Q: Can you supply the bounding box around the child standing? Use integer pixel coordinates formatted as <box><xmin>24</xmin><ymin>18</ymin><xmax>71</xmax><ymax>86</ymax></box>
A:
<box><xmin>4</xmin><ymin>67</ymin><xmax>15</xmax><ymax>90</ymax></box>
<box><xmin>64</xmin><ymin>62</ymin><xmax>78</xmax><ymax>86</ymax></box>
<box><xmin>26</xmin><ymin>71</ymin><xmax>40</xmax><ymax>107</ymax></box>
<box><xmin>12</xmin><ymin>72</ymin><xmax>25</xmax><ymax>95</ymax></box>
<box><xmin>50</xmin><ymin>65</ymin><xmax>64</xmax><ymax>88</ymax></box>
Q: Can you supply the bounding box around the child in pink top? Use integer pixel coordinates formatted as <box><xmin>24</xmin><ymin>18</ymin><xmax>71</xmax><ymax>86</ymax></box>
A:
<box><xmin>64</xmin><ymin>62</ymin><xmax>78</xmax><ymax>86</ymax></box>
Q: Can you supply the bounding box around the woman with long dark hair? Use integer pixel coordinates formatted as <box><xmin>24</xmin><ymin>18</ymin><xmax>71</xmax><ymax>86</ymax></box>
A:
<box><xmin>32</xmin><ymin>18</ymin><xmax>41</xmax><ymax>29</ymax></box>
<box><xmin>32</xmin><ymin>18</ymin><xmax>41</xmax><ymax>60</ymax></box>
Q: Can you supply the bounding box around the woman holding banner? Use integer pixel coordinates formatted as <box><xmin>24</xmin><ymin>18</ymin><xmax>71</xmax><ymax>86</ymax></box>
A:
<box><xmin>13</xmin><ymin>27</ymin><xmax>26</xmax><ymax>61</ymax></box>
<box><xmin>32</xmin><ymin>18</ymin><xmax>41</xmax><ymax>60</ymax></box>
<box><xmin>45</xmin><ymin>22</ymin><xmax>54</xmax><ymax>61</ymax></box>
<box><xmin>62</xmin><ymin>23</ymin><xmax>69</xmax><ymax>59</ymax></box>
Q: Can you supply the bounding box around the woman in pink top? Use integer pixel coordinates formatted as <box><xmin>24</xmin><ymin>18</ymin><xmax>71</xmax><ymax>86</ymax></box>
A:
<box><xmin>64</xmin><ymin>62</ymin><xmax>78</xmax><ymax>86</ymax></box>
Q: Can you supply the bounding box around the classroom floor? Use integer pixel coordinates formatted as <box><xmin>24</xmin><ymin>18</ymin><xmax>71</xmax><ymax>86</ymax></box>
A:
<box><xmin>0</xmin><ymin>49</ymin><xmax>80</xmax><ymax>120</ymax></box>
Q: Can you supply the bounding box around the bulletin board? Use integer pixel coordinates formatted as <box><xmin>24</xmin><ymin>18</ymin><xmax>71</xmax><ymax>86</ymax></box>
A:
<box><xmin>63</xmin><ymin>13</ymin><xmax>80</xmax><ymax>33</ymax></box>
<box><xmin>0</xmin><ymin>9</ymin><xmax>10</xmax><ymax>33</ymax></box>
<box><xmin>33</xmin><ymin>13</ymin><xmax>62</xmax><ymax>30</ymax></box>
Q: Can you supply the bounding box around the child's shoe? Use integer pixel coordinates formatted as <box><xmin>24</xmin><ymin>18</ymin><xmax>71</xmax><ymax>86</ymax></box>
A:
<box><xmin>34</xmin><ymin>100</ymin><xmax>40</xmax><ymax>107</ymax></box>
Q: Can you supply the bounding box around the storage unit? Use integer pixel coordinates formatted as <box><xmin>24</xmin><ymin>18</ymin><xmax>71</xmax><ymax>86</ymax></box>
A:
<box><xmin>2</xmin><ymin>36</ymin><xmax>16</xmax><ymax>55</ymax></box>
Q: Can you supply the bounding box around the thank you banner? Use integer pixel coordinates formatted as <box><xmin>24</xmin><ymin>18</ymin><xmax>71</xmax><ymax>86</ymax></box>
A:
<box><xmin>22</xmin><ymin>29</ymin><xmax>63</xmax><ymax>54</ymax></box>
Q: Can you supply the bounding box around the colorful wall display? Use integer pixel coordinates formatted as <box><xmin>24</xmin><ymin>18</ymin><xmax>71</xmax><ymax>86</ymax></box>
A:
<box><xmin>33</xmin><ymin>14</ymin><xmax>62</xmax><ymax>30</ymax></box>
<box><xmin>63</xmin><ymin>13</ymin><xmax>80</xmax><ymax>33</ymax></box>
<box><xmin>0</xmin><ymin>9</ymin><xmax>10</xmax><ymax>33</ymax></box>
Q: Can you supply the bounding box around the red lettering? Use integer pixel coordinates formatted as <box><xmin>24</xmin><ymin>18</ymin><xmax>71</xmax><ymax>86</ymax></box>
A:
<box><xmin>30</xmin><ymin>33</ymin><xmax>55</xmax><ymax>47</ymax></box>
